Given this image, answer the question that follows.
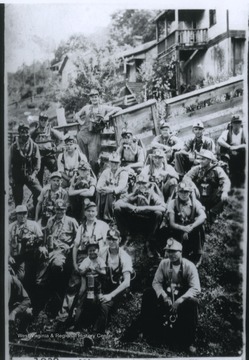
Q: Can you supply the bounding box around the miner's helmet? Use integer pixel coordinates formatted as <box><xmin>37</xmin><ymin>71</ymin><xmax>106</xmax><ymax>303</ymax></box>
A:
<box><xmin>152</xmin><ymin>149</ymin><xmax>165</xmax><ymax>158</ymax></box>
<box><xmin>106</xmin><ymin>228</ymin><xmax>121</xmax><ymax>241</ymax></box>
<box><xmin>64</xmin><ymin>132</ymin><xmax>76</xmax><ymax>143</ymax></box>
<box><xmin>78</xmin><ymin>161</ymin><xmax>91</xmax><ymax>171</ymax></box>
<box><xmin>177</xmin><ymin>181</ymin><xmax>192</xmax><ymax>193</ymax></box>
<box><xmin>159</xmin><ymin>120</ymin><xmax>171</xmax><ymax>129</ymax></box>
<box><xmin>164</xmin><ymin>238</ymin><xmax>183</xmax><ymax>251</ymax></box>
<box><xmin>84</xmin><ymin>198</ymin><xmax>97</xmax><ymax>211</ymax></box>
<box><xmin>18</xmin><ymin>122</ymin><xmax>30</xmax><ymax>132</ymax></box>
<box><xmin>55</xmin><ymin>199</ymin><xmax>67</xmax><ymax>210</ymax></box>
<box><xmin>39</xmin><ymin>112</ymin><xmax>49</xmax><ymax>121</ymax></box>
<box><xmin>231</xmin><ymin>114</ymin><xmax>242</xmax><ymax>124</ymax></box>
<box><xmin>198</xmin><ymin>149</ymin><xmax>216</xmax><ymax>161</ymax></box>
<box><xmin>15</xmin><ymin>204</ymin><xmax>28</xmax><ymax>214</ymax></box>
<box><xmin>50</xmin><ymin>171</ymin><xmax>62</xmax><ymax>180</ymax></box>
<box><xmin>109</xmin><ymin>154</ymin><xmax>121</xmax><ymax>163</ymax></box>
<box><xmin>89</xmin><ymin>88</ymin><xmax>99</xmax><ymax>96</ymax></box>
<box><xmin>192</xmin><ymin>120</ymin><xmax>204</xmax><ymax>129</ymax></box>
<box><xmin>121</xmin><ymin>128</ymin><xmax>133</xmax><ymax>137</ymax></box>
<box><xmin>85</xmin><ymin>238</ymin><xmax>99</xmax><ymax>250</ymax></box>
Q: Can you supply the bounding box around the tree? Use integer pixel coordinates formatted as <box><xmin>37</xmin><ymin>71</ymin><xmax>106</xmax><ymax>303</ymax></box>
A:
<box><xmin>109</xmin><ymin>10</ymin><xmax>159</xmax><ymax>46</ymax></box>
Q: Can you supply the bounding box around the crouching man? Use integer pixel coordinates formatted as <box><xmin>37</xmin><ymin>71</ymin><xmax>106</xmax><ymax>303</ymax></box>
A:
<box><xmin>121</xmin><ymin>238</ymin><xmax>200</xmax><ymax>353</ymax></box>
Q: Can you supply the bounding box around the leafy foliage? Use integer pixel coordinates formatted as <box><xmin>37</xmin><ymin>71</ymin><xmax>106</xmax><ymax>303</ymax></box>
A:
<box><xmin>109</xmin><ymin>10</ymin><xmax>159</xmax><ymax>46</ymax></box>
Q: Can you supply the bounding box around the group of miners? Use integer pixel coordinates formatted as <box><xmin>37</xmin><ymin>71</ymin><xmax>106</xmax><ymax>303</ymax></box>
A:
<box><xmin>8</xmin><ymin>88</ymin><xmax>246</xmax><ymax>353</ymax></box>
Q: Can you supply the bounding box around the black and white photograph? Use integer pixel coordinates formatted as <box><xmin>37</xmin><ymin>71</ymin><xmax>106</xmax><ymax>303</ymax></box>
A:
<box><xmin>5</xmin><ymin>1</ymin><xmax>247</xmax><ymax>359</ymax></box>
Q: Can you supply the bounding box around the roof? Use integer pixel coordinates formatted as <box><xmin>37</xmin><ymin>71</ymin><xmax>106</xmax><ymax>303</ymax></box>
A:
<box><xmin>119</xmin><ymin>40</ymin><xmax>157</xmax><ymax>59</ymax></box>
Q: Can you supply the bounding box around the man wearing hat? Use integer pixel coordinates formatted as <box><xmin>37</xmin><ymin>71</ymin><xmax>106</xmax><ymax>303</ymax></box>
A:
<box><xmin>116</xmin><ymin>128</ymin><xmax>145</xmax><ymax>172</ymax></box>
<box><xmin>91</xmin><ymin>227</ymin><xmax>133</xmax><ymax>335</ymax></box>
<box><xmin>174</xmin><ymin>120</ymin><xmax>215</xmax><ymax>176</ymax></box>
<box><xmin>30</xmin><ymin>112</ymin><xmax>63</xmax><ymax>185</ymax></box>
<box><xmin>36</xmin><ymin>199</ymin><xmax>78</xmax><ymax>315</ymax></box>
<box><xmin>68</xmin><ymin>160</ymin><xmax>97</xmax><ymax>222</ymax></box>
<box><xmin>9</xmin><ymin>122</ymin><xmax>42</xmax><ymax>211</ymax></box>
<box><xmin>151</xmin><ymin>121</ymin><xmax>183</xmax><ymax>164</ymax></box>
<box><xmin>121</xmin><ymin>238</ymin><xmax>200</xmax><ymax>352</ymax></box>
<box><xmin>58</xmin><ymin>200</ymin><xmax>109</xmax><ymax>320</ymax></box>
<box><xmin>184</xmin><ymin>149</ymin><xmax>231</xmax><ymax>222</ymax></box>
<box><xmin>35</xmin><ymin>171</ymin><xmax>68</xmax><ymax>228</ymax></box>
<box><xmin>218</xmin><ymin>114</ymin><xmax>246</xmax><ymax>187</ymax></box>
<box><xmin>57</xmin><ymin>132</ymin><xmax>88</xmax><ymax>189</ymax></box>
<box><xmin>9</xmin><ymin>204</ymin><xmax>44</xmax><ymax>306</ymax></box>
<box><xmin>74</xmin><ymin>88</ymin><xmax>121</xmax><ymax>174</ymax></box>
<box><xmin>96</xmin><ymin>154</ymin><xmax>129</xmax><ymax>221</ymax></box>
<box><xmin>114</xmin><ymin>174</ymin><xmax>166</xmax><ymax>257</ymax></box>
<box><xmin>167</xmin><ymin>181</ymin><xmax>206</xmax><ymax>265</ymax></box>
<box><xmin>140</xmin><ymin>148</ymin><xmax>179</xmax><ymax>202</ymax></box>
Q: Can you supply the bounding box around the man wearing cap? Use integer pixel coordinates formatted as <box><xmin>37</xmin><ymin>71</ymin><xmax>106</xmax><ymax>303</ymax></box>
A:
<box><xmin>35</xmin><ymin>171</ymin><xmax>68</xmax><ymax>228</ymax></box>
<box><xmin>91</xmin><ymin>227</ymin><xmax>133</xmax><ymax>335</ymax></box>
<box><xmin>121</xmin><ymin>238</ymin><xmax>200</xmax><ymax>352</ymax></box>
<box><xmin>9</xmin><ymin>205</ymin><xmax>44</xmax><ymax>305</ymax></box>
<box><xmin>36</xmin><ymin>199</ymin><xmax>78</xmax><ymax>315</ymax></box>
<box><xmin>68</xmin><ymin>160</ymin><xmax>97</xmax><ymax>222</ymax></box>
<box><xmin>140</xmin><ymin>148</ymin><xmax>179</xmax><ymax>202</ymax></box>
<box><xmin>184</xmin><ymin>149</ymin><xmax>231</xmax><ymax>222</ymax></box>
<box><xmin>218</xmin><ymin>114</ymin><xmax>246</xmax><ymax>187</ymax></box>
<box><xmin>9</xmin><ymin>122</ymin><xmax>42</xmax><ymax>211</ymax></box>
<box><xmin>114</xmin><ymin>174</ymin><xmax>166</xmax><ymax>257</ymax></box>
<box><xmin>96</xmin><ymin>154</ymin><xmax>129</xmax><ymax>221</ymax></box>
<box><xmin>57</xmin><ymin>133</ymin><xmax>88</xmax><ymax>189</ymax></box>
<box><xmin>167</xmin><ymin>181</ymin><xmax>206</xmax><ymax>265</ymax></box>
<box><xmin>30</xmin><ymin>112</ymin><xmax>63</xmax><ymax>185</ymax></box>
<box><xmin>74</xmin><ymin>88</ymin><xmax>121</xmax><ymax>174</ymax></box>
<box><xmin>151</xmin><ymin>121</ymin><xmax>183</xmax><ymax>164</ymax></box>
<box><xmin>174</xmin><ymin>120</ymin><xmax>215</xmax><ymax>176</ymax></box>
<box><xmin>116</xmin><ymin>128</ymin><xmax>145</xmax><ymax>172</ymax></box>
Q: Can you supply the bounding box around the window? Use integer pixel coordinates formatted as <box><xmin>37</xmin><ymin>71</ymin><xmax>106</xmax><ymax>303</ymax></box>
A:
<box><xmin>209</xmin><ymin>10</ymin><xmax>216</xmax><ymax>27</ymax></box>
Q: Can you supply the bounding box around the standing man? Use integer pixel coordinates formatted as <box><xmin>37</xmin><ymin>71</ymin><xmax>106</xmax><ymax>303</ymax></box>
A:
<box><xmin>174</xmin><ymin>120</ymin><xmax>215</xmax><ymax>177</ymax></box>
<box><xmin>218</xmin><ymin>114</ymin><xmax>246</xmax><ymax>187</ymax></box>
<box><xmin>30</xmin><ymin>112</ymin><xmax>63</xmax><ymax>185</ymax></box>
<box><xmin>151</xmin><ymin>121</ymin><xmax>183</xmax><ymax>164</ymax></box>
<box><xmin>121</xmin><ymin>238</ymin><xmax>200</xmax><ymax>353</ymax></box>
<box><xmin>184</xmin><ymin>150</ymin><xmax>231</xmax><ymax>222</ymax></box>
<box><xmin>75</xmin><ymin>88</ymin><xmax>121</xmax><ymax>174</ymax></box>
<box><xmin>9</xmin><ymin>122</ymin><xmax>42</xmax><ymax>211</ymax></box>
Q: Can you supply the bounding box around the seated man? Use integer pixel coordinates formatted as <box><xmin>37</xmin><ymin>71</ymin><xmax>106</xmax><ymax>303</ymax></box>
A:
<box><xmin>140</xmin><ymin>149</ymin><xmax>179</xmax><ymax>202</ymax></box>
<box><xmin>167</xmin><ymin>181</ymin><xmax>206</xmax><ymax>266</ymax></box>
<box><xmin>184</xmin><ymin>150</ymin><xmax>231</xmax><ymax>222</ymax></box>
<box><xmin>174</xmin><ymin>120</ymin><xmax>215</xmax><ymax>177</ymax></box>
<box><xmin>8</xmin><ymin>270</ymin><xmax>33</xmax><ymax>337</ymax></box>
<box><xmin>121</xmin><ymin>238</ymin><xmax>200</xmax><ymax>354</ymax></box>
<box><xmin>9</xmin><ymin>205</ymin><xmax>45</xmax><ymax>305</ymax></box>
<box><xmin>218</xmin><ymin>114</ymin><xmax>246</xmax><ymax>188</ymax></box>
<box><xmin>35</xmin><ymin>171</ymin><xmax>68</xmax><ymax>229</ymax></box>
<box><xmin>116</xmin><ymin>128</ymin><xmax>145</xmax><ymax>173</ymax></box>
<box><xmin>57</xmin><ymin>133</ymin><xmax>88</xmax><ymax>189</ymax></box>
<box><xmin>114</xmin><ymin>174</ymin><xmax>166</xmax><ymax>257</ymax></box>
<box><xmin>151</xmin><ymin>121</ymin><xmax>183</xmax><ymax>164</ymax></box>
<box><xmin>68</xmin><ymin>161</ymin><xmax>97</xmax><ymax>222</ymax></box>
<box><xmin>86</xmin><ymin>228</ymin><xmax>133</xmax><ymax>336</ymax></box>
<box><xmin>96</xmin><ymin>154</ymin><xmax>129</xmax><ymax>221</ymax></box>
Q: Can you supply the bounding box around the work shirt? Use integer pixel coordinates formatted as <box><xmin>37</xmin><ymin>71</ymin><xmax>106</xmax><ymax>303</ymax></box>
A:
<box><xmin>79</xmin><ymin>256</ymin><xmax>106</xmax><ymax>273</ymax></box>
<box><xmin>99</xmin><ymin>247</ymin><xmax>133</xmax><ymax>275</ymax></box>
<box><xmin>31</xmin><ymin>125</ymin><xmax>62</xmax><ymax>155</ymax></box>
<box><xmin>167</xmin><ymin>197</ymin><xmax>205</xmax><ymax>225</ymax></box>
<box><xmin>38</xmin><ymin>184</ymin><xmax>68</xmax><ymax>210</ymax></box>
<box><xmin>218</xmin><ymin>128</ymin><xmax>246</xmax><ymax>146</ymax></box>
<box><xmin>97</xmin><ymin>168</ymin><xmax>129</xmax><ymax>195</ymax></box>
<box><xmin>151</xmin><ymin>134</ymin><xmax>183</xmax><ymax>149</ymax></box>
<box><xmin>152</xmin><ymin>258</ymin><xmax>201</xmax><ymax>300</ymax></box>
<box><xmin>122</xmin><ymin>188</ymin><xmax>166</xmax><ymax>208</ymax></box>
<box><xmin>74</xmin><ymin>219</ymin><xmax>109</xmax><ymax>250</ymax></box>
<box><xmin>184</xmin><ymin>135</ymin><xmax>215</xmax><ymax>153</ymax></box>
<box><xmin>117</xmin><ymin>144</ymin><xmax>145</xmax><ymax>166</ymax></box>
<box><xmin>141</xmin><ymin>164</ymin><xmax>179</xmax><ymax>183</ymax></box>
<box><xmin>185</xmin><ymin>164</ymin><xmax>231</xmax><ymax>194</ymax></box>
<box><xmin>9</xmin><ymin>220</ymin><xmax>43</xmax><ymax>257</ymax></box>
<box><xmin>46</xmin><ymin>215</ymin><xmax>78</xmax><ymax>251</ymax></box>
<box><xmin>57</xmin><ymin>148</ymin><xmax>88</xmax><ymax>177</ymax></box>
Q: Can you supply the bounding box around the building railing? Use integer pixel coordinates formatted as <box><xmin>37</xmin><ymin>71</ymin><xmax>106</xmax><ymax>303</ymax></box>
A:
<box><xmin>158</xmin><ymin>28</ymin><xmax>208</xmax><ymax>55</ymax></box>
